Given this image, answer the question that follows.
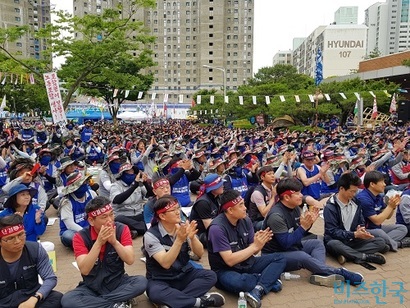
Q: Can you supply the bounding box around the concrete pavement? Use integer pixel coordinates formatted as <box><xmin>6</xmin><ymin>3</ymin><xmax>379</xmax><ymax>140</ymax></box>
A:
<box><xmin>43</xmin><ymin>207</ymin><xmax>410</xmax><ymax>308</ymax></box>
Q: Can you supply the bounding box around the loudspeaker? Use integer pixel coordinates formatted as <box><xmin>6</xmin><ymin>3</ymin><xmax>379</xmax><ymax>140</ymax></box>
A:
<box><xmin>397</xmin><ymin>100</ymin><xmax>410</xmax><ymax>122</ymax></box>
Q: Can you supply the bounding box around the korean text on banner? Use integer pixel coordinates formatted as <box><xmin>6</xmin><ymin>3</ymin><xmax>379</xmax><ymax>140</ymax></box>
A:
<box><xmin>43</xmin><ymin>72</ymin><xmax>67</xmax><ymax>124</ymax></box>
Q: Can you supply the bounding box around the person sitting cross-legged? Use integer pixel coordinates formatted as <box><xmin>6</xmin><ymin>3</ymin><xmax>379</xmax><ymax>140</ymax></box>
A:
<box><xmin>262</xmin><ymin>177</ymin><xmax>364</xmax><ymax>287</ymax></box>
<box><xmin>61</xmin><ymin>196</ymin><xmax>147</xmax><ymax>308</ymax></box>
<box><xmin>143</xmin><ymin>195</ymin><xmax>225</xmax><ymax>308</ymax></box>
<box><xmin>324</xmin><ymin>172</ymin><xmax>389</xmax><ymax>267</ymax></box>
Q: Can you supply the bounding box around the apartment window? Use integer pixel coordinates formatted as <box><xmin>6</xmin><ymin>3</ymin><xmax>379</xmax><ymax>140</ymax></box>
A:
<box><xmin>209</xmin><ymin>25</ymin><xmax>213</xmax><ymax>28</ymax></box>
<box><xmin>209</xmin><ymin>34</ymin><xmax>213</xmax><ymax>37</ymax></box>
<box><xmin>186</xmin><ymin>2</ymin><xmax>190</xmax><ymax>6</ymax></box>
<box><xmin>209</xmin><ymin>7</ymin><xmax>213</xmax><ymax>11</ymax></box>
<box><xmin>84</xmin><ymin>2</ymin><xmax>87</xmax><ymax>7</ymax></box>
<box><xmin>16</xmin><ymin>42</ymin><xmax>22</xmax><ymax>47</ymax></box>
<box><xmin>15</xmin><ymin>17</ymin><xmax>21</xmax><ymax>22</ymax></box>
<box><xmin>209</xmin><ymin>77</ymin><xmax>213</xmax><ymax>81</ymax></box>
<box><xmin>14</xmin><ymin>0</ymin><xmax>20</xmax><ymax>3</ymax></box>
<box><xmin>209</xmin><ymin>51</ymin><xmax>213</xmax><ymax>55</ymax></box>
<box><xmin>209</xmin><ymin>42</ymin><xmax>213</xmax><ymax>46</ymax></box>
<box><xmin>209</xmin><ymin>16</ymin><xmax>213</xmax><ymax>20</ymax></box>
<box><xmin>15</xmin><ymin>8</ymin><xmax>20</xmax><ymax>13</ymax></box>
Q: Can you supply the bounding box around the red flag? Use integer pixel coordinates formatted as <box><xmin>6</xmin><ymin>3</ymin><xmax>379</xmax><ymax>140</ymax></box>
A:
<box><xmin>163</xmin><ymin>102</ymin><xmax>167</xmax><ymax>118</ymax></box>
<box><xmin>371</xmin><ymin>97</ymin><xmax>378</xmax><ymax>119</ymax></box>
<box><xmin>191</xmin><ymin>99</ymin><xmax>196</xmax><ymax>108</ymax></box>
<box><xmin>389</xmin><ymin>93</ymin><xmax>397</xmax><ymax>113</ymax></box>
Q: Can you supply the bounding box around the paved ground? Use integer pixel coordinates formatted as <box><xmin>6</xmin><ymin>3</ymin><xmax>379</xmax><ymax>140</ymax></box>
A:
<box><xmin>43</xmin><ymin>206</ymin><xmax>410</xmax><ymax>308</ymax></box>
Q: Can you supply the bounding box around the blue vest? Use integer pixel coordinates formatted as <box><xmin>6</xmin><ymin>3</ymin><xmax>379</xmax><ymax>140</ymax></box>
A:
<box><xmin>87</xmin><ymin>147</ymin><xmax>100</xmax><ymax>161</ymax></box>
<box><xmin>171</xmin><ymin>170</ymin><xmax>191</xmax><ymax>207</ymax></box>
<box><xmin>133</xmin><ymin>151</ymin><xmax>144</xmax><ymax>171</ymax></box>
<box><xmin>36</xmin><ymin>131</ymin><xmax>47</xmax><ymax>144</ymax></box>
<box><xmin>81</xmin><ymin>127</ymin><xmax>93</xmax><ymax>142</ymax></box>
<box><xmin>227</xmin><ymin>174</ymin><xmax>249</xmax><ymax>198</ymax></box>
<box><xmin>300</xmin><ymin>165</ymin><xmax>321</xmax><ymax>199</ymax></box>
<box><xmin>21</xmin><ymin>129</ymin><xmax>34</xmax><ymax>141</ymax></box>
<box><xmin>59</xmin><ymin>192</ymin><xmax>93</xmax><ymax>234</ymax></box>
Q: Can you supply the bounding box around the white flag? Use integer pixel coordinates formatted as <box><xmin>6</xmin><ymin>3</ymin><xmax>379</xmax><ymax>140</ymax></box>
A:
<box><xmin>279</xmin><ymin>95</ymin><xmax>285</xmax><ymax>102</ymax></box>
<box><xmin>205</xmin><ymin>110</ymin><xmax>207</xmax><ymax>115</ymax></box>
<box><xmin>308</xmin><ymin>94</ymin><xmax>314</xmax><ymax>103</ymax></box>
<box><xmin>369</xmin><ymin>91</ymin><xmax>376</xmax><ymax>98</ymax></box>
<box><xmin>124</xmin><ymin>90</ymin><xmax>130</xmax><ymax>98</ymax></box>
<box><xmin>1</xmin><ymin>77</ymin><xmax>5</xmax><ymax>85</ymax></box>
<box><xmin>197</xmin><ymin>95</ymin><xmax>201</xmax><ymax>105</ymax></box>
<box><xmin>265</xmin><ymin>96</ymin><xmax>270</xmax><ymax>105</ymax></box>
<box><xmin>0</xmin><ymin>95</ymin><xmax>6</xmax><ymax>111</ymax></box>
<box><xmin>164</xmin><ymin>93</ymin><xmax>169</xmax><ymax>103</ymax></box>
<box><xmin>295</xmin><ymin>95</ymin><xmax>300</xmax><ymax>103</ymax></box>
<box><xmin>210</xmin><ymin>109</ymin><xmax>213</xmax><ymax>114</ymax></box>
<box><xmin>113</xmin><ymin>89</ymin><xmax>119</xmax><ymax>98</ymax></box>
<box><xmin>239</xmin><ymin>96</ymin><xmax>243</xmax><ymax>105</ymax></box>
<box><xmin>354</xmin><ymin>92</ymin><xmax>361</xmax><ymax>100</ymax></box>
<box><xmin>252</xmin><ymin>96</ymin><xmax>257</xmax><ymax>105</ymax></box>
<box><xmin>151</xmin><ymin>93</ymin><xmax>157</xmax><ymax>100</ymax></box>
<box><xmin>137</xmin><ymin>91</ymin><xmax>143</xmax><ymax>99</ymax></box>
<box><xmin>179</xmin><ymin>94</ymin><xmax>183</xmax><ymax>103</ymax></box>
<box><xmin>324</xmin><ymin>94</ymin><xmax>331</xmax><ymax>101</ymax></box>
<box><xmin>224</xmin><ymin>96</ymin><xmax>229</xmax><ymax>104</ymax></box>
<box><xmin>210</xmin><ymin>96</ymin><xmax>214</xmax><ymax>104</ymax></box>
<box><xmin>339</xmin><ymin>93</ymin><xmax>347</xmax><ymax>100</ymax></box>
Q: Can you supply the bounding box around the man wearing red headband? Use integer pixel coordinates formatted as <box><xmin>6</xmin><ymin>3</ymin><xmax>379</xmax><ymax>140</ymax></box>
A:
<box><xmin>190</xmin><ymin>173</ymin><xmax>224</xmax><ymax>247</ymax></box>
<box><xmin>143</xmin><ymin>195</ymin><xmax>225</xmax><ymax>308</ymax></box>
<box><xmin>262</xmin><ymin>178</ymin><xmax>364</xmax><ymax>287</ymax></box>
<box><xmin>61</xmin><ymin>196</ymin><xmax>147</xmax><ymax>308</ymax></box>
<box><xmin>207</xmin><ymin>189</ymin><xmax>286</xmax><ymax>308</ymax></box>
<box><xmin>0</xmin><ymin>214</ymin><xmax>63</xmax><ymax>308</ymax></box>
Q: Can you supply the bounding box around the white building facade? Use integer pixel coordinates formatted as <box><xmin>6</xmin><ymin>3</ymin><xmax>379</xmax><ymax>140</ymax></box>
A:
<box><xmin>293</xmin><ymin>24</ymin><xmax>367</xmax><ymax>78</ymax></box>
<box><xmin>272</xmin><ymin>50</ymin><xmax>292</xmax><ymax>66</ymax></box>
<box><xmin>365</xmin><ymin>0</ymin><xmax>410</xmax><ymax>56</ymax></box>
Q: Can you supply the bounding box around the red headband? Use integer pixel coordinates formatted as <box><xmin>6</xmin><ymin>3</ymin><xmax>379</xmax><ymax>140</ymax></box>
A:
<box><xmin>279</xmin><ymin>190</ymin><xmax>295</xmax><ymax>198</ymax></box>
<box><xmin>153</xmin><ymin>179</ymin><xmax>170</xmax><ymax>190</ymax></box>
<box><xmin>156</xmin><ymin>200</ymin><xmax>179</xmax><ymax>215</ymax></box>
<box><xmin>0</xmin><ymin>224</ymin><xmax>24</xmax><ymax>238</ymax></box>
<box><xmin>222</xmin><ymin>196</ymin><xmax>243</xmax><ymax>211</ymax></box>
<box><xmin>66</xmin><ymin>172</ymin><xmax>82</xmax><ymax>186</ymax></box>
<box><xmin>88</xmin><ymin>203</ymin><xmax>113</xmax><ymax>218</ymax></box>
<box><xmin>205</xmin><ymin>176</ymin><xmax>222</xmax><ymax>188</ymax></box>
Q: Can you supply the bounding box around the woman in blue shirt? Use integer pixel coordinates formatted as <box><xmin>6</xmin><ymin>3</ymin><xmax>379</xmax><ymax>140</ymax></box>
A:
<box><xmin>0</xmin><ymin>184</ymin><xmax>46</xmax><ymax>241</ymax></box>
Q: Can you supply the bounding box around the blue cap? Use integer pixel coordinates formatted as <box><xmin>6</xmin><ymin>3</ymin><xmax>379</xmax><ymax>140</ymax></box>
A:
<box><xmin>4</xmin><ymin>184</ymin><xmax>37</xmax><ymax>209</ymax></box>
<box><xmin>204</xmin><ymin>173</ymin><xmax>224</xmax><ymax>193</ymax></box>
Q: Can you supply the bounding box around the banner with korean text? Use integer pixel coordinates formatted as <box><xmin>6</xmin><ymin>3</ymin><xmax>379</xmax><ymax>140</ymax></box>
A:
<box><xmin>43</xmin><ymin>72</ymin><xmax>67</xmax><ymax>124</ymax></box>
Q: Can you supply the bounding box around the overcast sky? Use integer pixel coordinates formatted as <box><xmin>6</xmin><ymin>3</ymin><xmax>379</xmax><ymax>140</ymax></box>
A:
<box><xmin>53</xmin><ymin>0</ymin><xmax>379</xmax><ymax>72</ymax></box>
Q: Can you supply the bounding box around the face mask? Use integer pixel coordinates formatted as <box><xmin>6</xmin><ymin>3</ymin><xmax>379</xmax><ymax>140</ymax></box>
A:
<box><xmin>109</xmin><ymin>162</ymin><xmax>121</xmax><ymax>174</ymax></box>
<box><xmin>73</xmin><ymin>184</ymin><xmax>88</xmax><ymax>198</ymax></box>
<box><xmin>234</xmin><ymin>166</ymin><xmax>242</xmax><ymax>177</ymax></box>
<box><xmin>40</xmin><ymin>156</ymin><xmax>52</xmax><ymax>166</ymax></box>
<box><xmin>121</xmin><ymin>173</ymin><xmax>136</xmax><ymax>186</ymax></box>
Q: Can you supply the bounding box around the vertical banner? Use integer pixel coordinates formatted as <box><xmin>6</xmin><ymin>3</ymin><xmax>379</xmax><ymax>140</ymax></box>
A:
<box><xmin>197</xmin><ymin>95</ymin><xmax>201</xmax><ymax>105</ymax></box>
<box><xmin>164</xmin><ymin>93</ymin><xmax>169</xmax><ymax>103</ymax></box>
<box><xmin>137</xmin><ymin>91</ymin><xmax>143</xmax><ymax>99</ymax></box>
<box><xmin>43</xmin><ymin>72</ymin><xmax>67</xmax><ymax>124</ymax></box>
<box><xmin>239</xmin><ymin>96</ymin><xmax>243</xmax><ymax>105</ymax></box>
<box><xmin>210</xmin><ymin>96</ymin><xmax>214</xmax><ymax>105</ymax></box>
<box><xmin>179</xmin><ymin>94</ymin><xmax>184</xmax><ymax>103</ymax></box>
<box><xmin>252</xmin><ymin>96</ymin><xmax>257</xmax><ymax>105</ymax></box>
<box><xmin>265</xmin><ymin>96</ymin><xmax>270</xmax><ymax>105</ymax></box>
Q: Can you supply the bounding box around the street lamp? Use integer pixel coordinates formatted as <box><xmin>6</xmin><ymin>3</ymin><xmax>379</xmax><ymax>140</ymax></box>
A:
<box><xmin>202</xmin><ymin>64</ymin><xmax>226</xmax><ymax>102</ymax></box>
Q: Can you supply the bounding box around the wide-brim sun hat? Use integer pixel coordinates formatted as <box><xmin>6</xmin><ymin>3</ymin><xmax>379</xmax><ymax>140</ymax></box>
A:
<box><xmin>62</xmin><ymin>171</ymin><xmax>92</xmax><ymax>196</ymax></box>
<box><xmin>4</xmin><ymin>184</ymin><xmax>37</xmax><ymax>209</ymax></box>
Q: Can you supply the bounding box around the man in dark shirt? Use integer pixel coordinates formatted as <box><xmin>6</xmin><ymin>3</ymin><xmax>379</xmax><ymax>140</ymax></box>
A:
<box><xmin>190</xmin><ymin>173</ymin><xmax>224</xmax><ymax>247</ymax></box>
<box><xmin>263</xmin><ymin>178</ymin><xmax>364</xmax><ymax>287</ymax></box>
<box><xmin>0</xmin><ymin>214</ymin><xmax>62</xmax><ymax>308</ymax></box>
<box><xmin>208</xmin><ymin>189</ymin><xmax>286</xmax><ymax>308</ymax></box>
<box><xmin>357</xmin><ymin>171</ymin><xmax>410</xmax><ymax>251</ymax></box>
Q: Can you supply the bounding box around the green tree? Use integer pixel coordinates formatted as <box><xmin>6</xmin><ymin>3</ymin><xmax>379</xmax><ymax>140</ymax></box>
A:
<box><xmin>48</xmin><ymin>0</ymin><xmax>156</xmax><ymax>121</ymax></box>
<box><xmin>365</xmin><ymin>47</ymin><xmax>382</xmax><ymax>59</ymax></box>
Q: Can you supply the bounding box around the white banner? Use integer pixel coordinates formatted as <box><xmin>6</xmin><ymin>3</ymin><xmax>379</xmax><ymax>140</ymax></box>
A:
<box><xmin>197</xmin><ymin>95</ymin><xmax>201</xmax><ymax>104</ymax></box>
<box><xmin>239</xmin><ymin>96</ymin><xmax>244</xmax><ymax>105</ymax></box>
<box><xmin>164</xmin><ymin>93</ymin><xmax>169</xmax><ymax>103</ymax></box>
<box><xmin>265</xmin><ymin>96</ymin><xmax>270</xmax><ymax>105</ymax></box>
<box><xmin>295</xmin><ymin>95</ymin><xmax>300</xmax><ymax>103</ymax></box>
<box><xmin>252</xmin><ymin>96</ymin><xmax>257</xmax><ymax>105</ymax></box>
<box><xmin>210</xmin><ymin>96</ymin><xmax>214</xmax><ymax>104</ymax></box>
<box><xmin>43</xmin><ymin>72</ymin><xmax>67</xmax><ymax>124</ymax></box>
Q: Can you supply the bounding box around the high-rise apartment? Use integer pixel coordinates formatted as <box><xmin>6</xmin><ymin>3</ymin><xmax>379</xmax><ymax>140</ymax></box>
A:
<box><xmin>334</xmin><ymin>6</ymin><xmax>358</xmax><ymax>25</ymax></box>
<box><xmin>365</xmin><ymin>0</ymin><xmax>410</xmax><ymax>56</ymax></box>
<box><xmin>272</xmin><ymin>51</ymin><xmax>292</xmax><ymax>66</ymax></box>
<box><xmin>73</xmin><ymin>0</ymin><xmax>254</xmax><ymax>102</ymax></box>
<box><xmin>0</xmin><ymin>0</ymin><xmax>51</xmax><ymax>60</ymax></box>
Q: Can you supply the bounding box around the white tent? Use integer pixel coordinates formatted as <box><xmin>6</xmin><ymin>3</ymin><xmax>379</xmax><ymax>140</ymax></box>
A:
<box><xmin>117</xmin><ymin>111</ymin><xmax>151</xmax><ymax>121</ymax></box>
